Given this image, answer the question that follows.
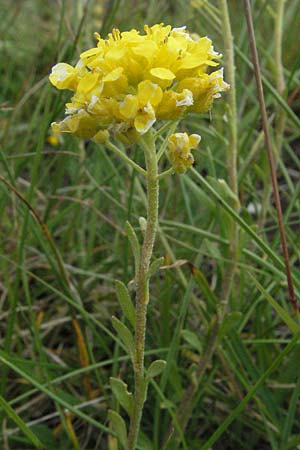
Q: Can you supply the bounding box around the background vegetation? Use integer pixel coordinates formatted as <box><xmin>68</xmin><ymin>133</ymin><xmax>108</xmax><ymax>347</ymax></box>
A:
<box><xmin>1</xmin><ymin>0</ymin><xmax>300</xmax><ymax>449</ymax></box>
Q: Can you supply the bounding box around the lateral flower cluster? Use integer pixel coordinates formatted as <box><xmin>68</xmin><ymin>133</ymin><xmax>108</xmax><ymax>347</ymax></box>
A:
<box><xmin>49</xmin><ymin>24</ymin><xmax>229</xmax><ymax>144</ymax></box>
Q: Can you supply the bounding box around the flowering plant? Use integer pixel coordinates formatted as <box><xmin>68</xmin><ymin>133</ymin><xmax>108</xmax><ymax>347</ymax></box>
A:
<box><xmin>50</xmin><ymin>23</ymin><xmax>228</xmax><ymax>449</ymax></box>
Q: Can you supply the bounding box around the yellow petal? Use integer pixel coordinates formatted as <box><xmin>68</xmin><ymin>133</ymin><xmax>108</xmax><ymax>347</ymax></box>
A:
<box><xmin>103</xmin><ymin>67</ymin><xmax>124</xmax><ymax>82</ymax></box>
<box><xmin>80</xmin><ymin>47</ymin><xmax>102</xmax><ymax>60</ymax></box>
<box><xmin>119</xmin><ymin>95</ymin><xmax>139</xmax><ymax>119</ymax></box>
<box><xmin>178</xmin><ymin>54</ymin><xmax>203</xmax><ymax>70</ymax></box>
<box><xmin>150</xmin><ymin>67</ymin><xmax>175</xmax><ymax>81</ymax></box>
<box><xmin>137</xmin><ymin>80</ymin><xmax>163</xmax><ymax>107</ymax></box>
<box><xmin>49</xmin><ymin>63</ymin><xmax>77</xmax><ymax>90</ymax></box>
<box><xmin>77</xmin><ymin>72</ymin><xmax>100</xmax><ymax>94</ymax></box>
<box><xmin>175</xmin><ymin>89</ymin><xmax>193</xmax><ymax>107</ymax></box>
<box><xmin>189</xmin><ymin>134</ymin><xmax>201</xmax><ymax>148</ymax></box>
<box><xmin>134</xmin><ymin>103</ymin><xmax>156</xmax><ymax>134</ymax></box>
<box><xmin>131</xmin><ymin>40</ymin><xmax>158</xmax><ymax>58</ymax></box>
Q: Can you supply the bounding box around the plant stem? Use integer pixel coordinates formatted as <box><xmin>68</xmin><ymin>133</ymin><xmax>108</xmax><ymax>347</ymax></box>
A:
<box><xmin>274</xmin><ymin>0</ymin><xmax>286</xmax><ymax>155</ymax></box>
<box><xmin>127</xmin><ymin>132</ymin><xmax>159</xmax><ymax>450</ymax></box>
<box><xmin>219</xmin><ymin>0</ymin><xmax>238</xmax><ymax>199</ymax></box>
<box><xmin>258</xmin><ymin>0</ymin><xmax>286</xmax><ymax>229</ymax></box>
<box><xmin>105</xmin><ymin>140</ymin><xmax>147</xmax><ymax>177</ymax></box>
<box><xmin>218</xmin><ymin>0</ymin><xmax>239</xmax><ymax>312</ymax></box>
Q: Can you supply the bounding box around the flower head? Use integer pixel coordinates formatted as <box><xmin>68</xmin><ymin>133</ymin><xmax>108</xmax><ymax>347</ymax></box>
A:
<box><xmin>168</xmin><ymin>132</ymin><xmax>201</xmax><ymax>174</ymax></box>
<box><xmin>49</xmin><ymin>24</ymin><xmax>228</xmax><ymax>143</ymax></box>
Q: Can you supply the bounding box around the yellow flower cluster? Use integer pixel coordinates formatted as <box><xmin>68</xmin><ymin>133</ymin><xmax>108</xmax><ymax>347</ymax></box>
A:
<box><xmin>49</xmin><ymin>24</ymin><xmax>229</xmax><ymax>143</ymax></box>
<box><xmin>168</xmin><ymin>132</ymin><xmax>201</xmax><ymax>173</ymax></box>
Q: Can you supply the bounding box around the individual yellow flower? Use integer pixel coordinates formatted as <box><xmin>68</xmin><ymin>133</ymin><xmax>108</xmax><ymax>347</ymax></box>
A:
<box><xmin>49</xmin><ymin>24</ymin><xmax>228</xmax><ymax>143</ymax></box>
<box><xmin>47</xmin><ymin>134</ymin><xmax>59</xmax><ymax>146</ymax></box>
<box><xmin>47</xmin><ymin>133</ymin><xmax>59</xmax><ymax>147</ymax></box>
<box><xmin>156</xmin><ymin>89</ymin><xmax>193</xmax><ymax>120</ymax></box>
<box><xmin>178</xmin><ymin>69</ymin><xmax>228</xmax><ymax>113</ymax></box>
<box><xmin>167</xmin><ymin>132</ymin><xmax>201</xmax><ymax>174</ymax></box>
<box><xmin>49</xmin><ymin>60</ymin><xmax>87</xmax><ymax>91</ymax></box>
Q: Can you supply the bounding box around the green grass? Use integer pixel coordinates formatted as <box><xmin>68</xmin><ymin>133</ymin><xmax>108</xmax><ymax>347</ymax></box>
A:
<box><xmin>1</xmin><ymin>0</ymin><xmax>300</xmax><ymax>449</ymax></box>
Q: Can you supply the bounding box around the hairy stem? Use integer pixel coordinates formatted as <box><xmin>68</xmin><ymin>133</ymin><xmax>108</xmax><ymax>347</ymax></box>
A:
<box><xmin>127</xmin><ymin>132</ymin><xmax>159</xmax><ymax>450</ymax></box>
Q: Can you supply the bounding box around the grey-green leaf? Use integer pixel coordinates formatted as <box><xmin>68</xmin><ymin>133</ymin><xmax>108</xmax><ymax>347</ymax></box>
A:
<box><xmin>112</xmin><ymin>316</ymin><xmax>135</xmax><ymax>362</ymax></box>
<box><xmin>110</xmin><ymin>377</ymin><xmax>133</xmax><ymax>416</ymax></box>
<box><xmin>115</xmin><ymin>280</ymin><xmax>135</xmax><ymax>328</ymax></box>
<box><xmin>148</xmin><ymin>257</ymin><xmax>165</xmax><ymax>279</ymax></box>
<box><xmin>146</xmin><ymin>360</ymin><xmax>166</xmax><ymax>381</ymax></box>
<box><xmin>125</xmin><ymin>221</ymin><xmax>140</xmax><ymax>275</ymax></box>
<box><xmin>181</xmin><ymin>329</ymin><xmax>202</xmax><ymax>352</ymax></box>
<box><xmin>108</xmin><ymin>410</ymin><xmax>127</xmax><ymax>449</ymax></box>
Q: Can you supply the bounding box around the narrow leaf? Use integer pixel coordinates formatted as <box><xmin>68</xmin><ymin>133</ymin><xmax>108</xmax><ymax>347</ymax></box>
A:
<box><xmin>0</xmin><ymin>394</ymin><xmax>43</xmax><ymax>449</ymax></box>
<box><xmin>190</xmin><ymin>265</ymin><xmax>218</xmax><ymax>311</ymax></box>
<box><xmin>148</xmin><ymin>257</ymin><xmax>165</xmax><ymax>278</ymax></box>
<box><xmin>108</xmin><ymin>410</ymin><xmax>127</xmax><ymax>449</ymax></box>
<box><xmin>181</xmin><ymin>330</ymin><xmax>202</xmax><ymax>352</ymax></box>
<box><xmin>281</xmin><ymin>375</ymin><xmax>300</xmax><ymax>446</ymax></box>
<box><xmin>146</xmin><ymin>360</ymin><xmax>166</xmax><ymax>380</ymax></box>
<box><xmin>115</xmin><ymin>280</ymin><xmax>135</xmax><ymax>328</ymax></box>
<box><xmin>112</xmin><ymin>316</ymin><xmax>135</xmax><ymax>362</ymax></box>
<box><xmin>0</xmin><ymin>353</ymin><xmax>113</xmax><ymax>435</ymax></box>
<box><xmin>218</xmin><ymin>312</ymin><xmax>242</xmax><ymax>340</ymax></box>
<box><xmin>208</xmin><ymin>176</ymin><xmax>240</xmax><ymax>209</ymax></box>
<box><xmin>125</xmin><ymin>221</ymin><xmax>140</xmax><ymax>275</ymax></box>
<box><xmin>110</xmin><ymin>377</ymin><xmax>133</xmax><ymax>416</ymax></box>
<box><xmin>249</xmin><ymin>273</ymin><xmax>299</xmax><ymax>334</ymax></box>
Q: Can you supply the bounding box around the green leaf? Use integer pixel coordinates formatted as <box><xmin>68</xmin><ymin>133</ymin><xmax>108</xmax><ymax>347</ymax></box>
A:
<box><xmin>108</xmin><ymin>410</ymin><xmax>128</xmax><ymax>449</ymax></box>
<box><xmin>190</xmin><ymin>265</ymin><xmax>218</xmax><ymax>312</ymax></box>
<box><xmin>207</xmin><ymin>176</ymin><xmax>240</xmax><ymax>209</ymax></box>
<box><xmin>110</xmin><ymin>377</ymin><xmax>133</xmax><ymax>415</ymax></box>
<box><xmin>146</xmin><ymin>360</ymin><xmax>166</xmax><ymax>380</ymax></box>
<box><xmin>249</xmin><ymin>273</ymin><xmax>299</xmax><ymax>334</ymax></box>
<box><xmin>115</xmin><ymin>280</ymin><xmax>135</xmax><ymax>328</ymax></box>
<box><xmin>138</xmin><ymin>431</ymin><xmax>155</xmax><ymax>450</ymax></box>
<box><xmin>125</xmin><ymin>221</ymin><xmax>140</xmax><ymax>275</ymax></box>
<box><xmin>0</xmin><ymin>394</ymin><xmax>44</xmax><ymax>449</ymax></box>
<box><xmin>181</xmin><ymin>329</ymin><xmax>202</xmax><ymax>352</ymax></box>
<box><xmin>112</xmin><ymin>316</ymin><xmax>135</xmax><ymax>362</ymax></box>
<box><xmin>218</xmin><ymin>312</ymin><xmax>242</xmax><ymax>339</ymax></box>
<box><xmin>281</xmin><ymin>375</ymin><xmax>300</xmax><ymax>446</ymax></box>
<box><xmin>148</xmin><ymin>257</ymin><xmax>164</xmax><ymax>278</ymax></box>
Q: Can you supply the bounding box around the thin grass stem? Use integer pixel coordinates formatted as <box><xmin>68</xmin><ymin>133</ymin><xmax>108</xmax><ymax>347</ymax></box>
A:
<box><xmin>243</xmin><ymin>0</ymin><xmax>297</xmax><ymax>311</ymax></box>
